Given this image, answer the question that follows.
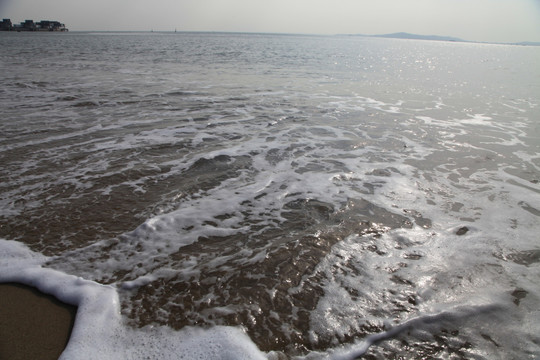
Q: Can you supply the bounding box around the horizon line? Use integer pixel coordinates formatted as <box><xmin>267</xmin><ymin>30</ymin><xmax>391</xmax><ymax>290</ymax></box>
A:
<box><xmin>3</xmin><ymin>27</ymin><xmax>539</xmax><ymax>45</ymax></box>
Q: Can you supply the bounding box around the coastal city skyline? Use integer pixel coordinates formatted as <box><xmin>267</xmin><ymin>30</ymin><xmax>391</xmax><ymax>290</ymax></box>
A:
<box><xmin>1</xmin><ymin>0</ymin><xmax>540</xmax><ymax>43</ymax></box>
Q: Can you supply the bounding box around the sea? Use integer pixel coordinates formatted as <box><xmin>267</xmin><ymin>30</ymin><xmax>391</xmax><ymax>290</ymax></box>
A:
<box><xmin>1</xmin><ymin>31</ymin><xmax>539</xmax><ymax>359</ymax></box>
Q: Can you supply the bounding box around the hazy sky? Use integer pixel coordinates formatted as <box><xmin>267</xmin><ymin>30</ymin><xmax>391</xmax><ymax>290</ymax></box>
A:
<box><xmin>1</xmin><ymin>0</ymin><xmax>539</xmax><ymax>42</ymax></box>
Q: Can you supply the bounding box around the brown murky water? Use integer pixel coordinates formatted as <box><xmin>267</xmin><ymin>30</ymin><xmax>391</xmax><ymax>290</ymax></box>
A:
<box><xmin>1</xmin><ymin>32</ymin><xmax>539</xmax><ymax>358</ymax></box>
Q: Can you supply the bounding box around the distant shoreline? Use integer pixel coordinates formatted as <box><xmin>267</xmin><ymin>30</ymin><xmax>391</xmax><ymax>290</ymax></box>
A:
<box><xmin>1</xmin><ymin>28</ymin><xmax>538</xmax><ymax>46</ymax></box>
<box><xmin>345</xmin><ymin>32</ymin><xmax>540</xmax><ymax>47</ymax></box>
<box><xmin>0</xmin><ymin>19</ymin><xmax>68</xmax><ymax>32</ymax></box>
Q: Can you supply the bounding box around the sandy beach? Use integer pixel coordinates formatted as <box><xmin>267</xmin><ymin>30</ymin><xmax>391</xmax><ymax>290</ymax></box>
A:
<box><xmin>0</xmin><ymin>283</ymin><xmax>77</xmax><ymax>360</ymax></box>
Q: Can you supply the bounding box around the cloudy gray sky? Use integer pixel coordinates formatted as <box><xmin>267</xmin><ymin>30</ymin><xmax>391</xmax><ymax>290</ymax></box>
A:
<box><xmin>1</xmin><ymin>0</ymin><xmax>539</xmax><ymax>42</ymax></box>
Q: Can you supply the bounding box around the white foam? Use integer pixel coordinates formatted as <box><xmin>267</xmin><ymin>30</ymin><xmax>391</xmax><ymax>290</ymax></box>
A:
<box><xmin>0</xmin><ymin>239</ymin><xmax>267</xmax><ymax>360</ymax></box>
<box><xmin>298</xmin><ymin>225</ymin><xmax>540</xmax><ymax>359</ymax></box>
<box><xmin>2</xmin><ymin>33</ymin><xmax>540</xmax><ymax>359</ymax></box>
<box><xmin>325</xmin><ymin>303</ymin><xmax>505</xmax><ymax>360</ymax></box>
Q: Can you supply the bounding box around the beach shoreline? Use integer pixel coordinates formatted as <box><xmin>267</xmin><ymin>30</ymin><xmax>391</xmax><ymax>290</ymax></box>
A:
<box><xmin>0</xmin><ymin>283</ymin><xmax>77</xmax><ymax>360</ymax></box>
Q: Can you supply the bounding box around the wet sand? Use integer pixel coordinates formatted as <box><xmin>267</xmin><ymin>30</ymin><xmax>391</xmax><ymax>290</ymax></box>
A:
<box><xmin>0</xmin><ymin>283</ymin><xmax>77</xmax><ymax>360</ymax></box>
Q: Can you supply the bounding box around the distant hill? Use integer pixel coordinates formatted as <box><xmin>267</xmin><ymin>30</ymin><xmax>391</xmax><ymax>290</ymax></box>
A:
<box><xmin>372</xmin><ymin>32</ymin><xmax>464</xmax><ymax>42</ymax></box>
<box><xmin>514</xmin><ymin>41</ymin><xmax>540</xmax><ymax>46</ymax></box>
<box><xmin>349</xmin><ymin>32</ymin><xmax>540</xmax><ymax>46</ymax></box>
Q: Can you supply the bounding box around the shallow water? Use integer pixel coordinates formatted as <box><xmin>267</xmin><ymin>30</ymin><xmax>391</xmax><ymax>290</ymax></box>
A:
<box><xmin>1</xmin><ymin>31</ymin><xmax>539</xmax><ymax>358</ymax></box>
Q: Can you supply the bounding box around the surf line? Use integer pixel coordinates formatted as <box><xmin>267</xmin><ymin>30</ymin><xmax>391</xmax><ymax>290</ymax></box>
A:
<box><xmin>328</xmin><ymin>303</ymin><xmax>505</xmax><ymax>360</ymax></box>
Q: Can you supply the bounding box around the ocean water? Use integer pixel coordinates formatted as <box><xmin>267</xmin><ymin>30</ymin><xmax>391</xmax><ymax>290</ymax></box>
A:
<box><xmin>1</xmin><ymin>31</ymin><xmax>539</xmax><ymax>359</ymax></box>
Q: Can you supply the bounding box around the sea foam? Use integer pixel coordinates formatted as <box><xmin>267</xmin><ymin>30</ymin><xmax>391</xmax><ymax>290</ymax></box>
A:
<box><xmin>0</xmin><ymin>238</ymin><xmax>267</xmax><ymax>360</ymax></box>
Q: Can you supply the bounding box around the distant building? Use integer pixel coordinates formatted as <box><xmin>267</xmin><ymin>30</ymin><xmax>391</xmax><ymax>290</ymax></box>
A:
<box><xmin>36</xmin><ymin>20</ymin><xmax>67</xmax><ymax>31</ymax></box>
<box><xmin>0</xmin><ymin>19</ymin><xmax>13</xmax><ymax>31</ymax></box>
<box><xmin>22</xmin><ymin>20</ymin><xmax>36</xmax><ymax>31</ymax></box>
<box><xmin>0</xmin><ymin>18</ymin><xmax>68</xmax><ymax>31</ymax></box>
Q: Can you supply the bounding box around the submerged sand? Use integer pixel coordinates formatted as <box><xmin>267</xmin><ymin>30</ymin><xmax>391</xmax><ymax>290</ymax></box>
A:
<box><xmin>0</xmin><ymin>283</ymin><xmax>77</xmax><ymax>360</ymax></box>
